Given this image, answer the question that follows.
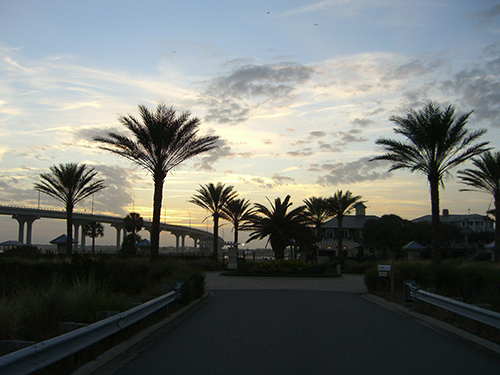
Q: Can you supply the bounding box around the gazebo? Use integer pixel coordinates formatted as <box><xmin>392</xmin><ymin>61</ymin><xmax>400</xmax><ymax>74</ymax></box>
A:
<box><xmin>135</xmin><ymin>238</ymin><xmax>151</xmax><ymax>255</ymax></box>
<box><xmin>50</xmin><ymin>234</ymin><xmax>78</xmax><ymax>254</ymax></box>
<box><xmin>402</xmin><ymin>241</ymin><xmax>426</xmax><ymax>259</ymax></box>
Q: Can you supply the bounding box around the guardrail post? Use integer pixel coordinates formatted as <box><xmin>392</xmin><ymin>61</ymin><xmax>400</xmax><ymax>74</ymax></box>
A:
<box><xmin>173</xmin><ymin>281</ymin><xmax>185</xmax><ymax>300</ymax></box>
<box><xmin>404</xmin><ymin>280</ymin><xmax>417</xmax><ymax>302</ymax></box>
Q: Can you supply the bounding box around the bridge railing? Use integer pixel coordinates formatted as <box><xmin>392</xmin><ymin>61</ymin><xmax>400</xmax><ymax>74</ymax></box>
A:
<box><xmin>0</xmin><ymin>282</ymin><xmax>185</xmax><ymax>375</ymax></box>
<box><xmin>404</xmin><ymin>281</ymin><xmax>500</xmax><ymax>330</ymax></box>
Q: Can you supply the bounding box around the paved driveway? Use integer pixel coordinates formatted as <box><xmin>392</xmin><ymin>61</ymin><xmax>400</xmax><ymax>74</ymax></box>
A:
<box><xmin>204</xmin><ymin>272</ymin><xmax>368</xmax><ymax>292</ymax></box>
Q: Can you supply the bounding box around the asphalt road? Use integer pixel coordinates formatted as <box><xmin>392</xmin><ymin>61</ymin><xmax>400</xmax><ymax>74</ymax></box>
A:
<box><xmin>99</xmin><ymin>288</ymin><xmax>500</xmax><ymax>375</ymax></box>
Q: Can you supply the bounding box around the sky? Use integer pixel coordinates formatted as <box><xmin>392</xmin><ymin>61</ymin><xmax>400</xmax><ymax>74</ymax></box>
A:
<box><xmin>1</xmin><ymin>0</ymin><xmax>500</xmax><ymax>248</ymax></box>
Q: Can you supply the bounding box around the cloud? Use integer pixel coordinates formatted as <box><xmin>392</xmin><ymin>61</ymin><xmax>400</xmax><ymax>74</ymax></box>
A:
<box><xmin>238</xmin><ymin>173</ymin><xmax>295</xmax><ymax>189</ymax></box>
<box><xmin>92</xmin><ymin>165</ymin><xmax>133</xmax><ymax>216</ymax></box>
<box><xmin>200</xmin><ymin>62</ymin><xmax>314</xmax><ymax>124</ymax></box>
<box><xmin>192</xmin><ymin>139</ymin><xmax>236</xmax><ymax>171</ymax></box>
<box><xmin>473</xmin><ymin>4</ymin><xmax>500</xmax><ymax>24</ymax></box>
<box><xmin>351</xmin><ymin>118</ymin><xmax>375</xmax><ymax>128</ymax></box>
<box><xmin>383</xmin><ymin>59</ymin><xmax>444</xmax><ymax>81</ymax></box>
<box><xmin>271</xmin><ymin>173</ymin><xmax>295</xmax><ymax>186</ymax></box>
<box><xmin>286</xmin><ymin>147</ymin><xmax>314</xmax><ymax>157</ymax></box>
<box><xmin>315</xmin><ymin>157</ymin><xmax>391</xmax><ymax>186</ymax></box>
<box><xmin>440</xmin><ymin>66</ymin><xmax>500</xmax><ymax>125</ymax></box>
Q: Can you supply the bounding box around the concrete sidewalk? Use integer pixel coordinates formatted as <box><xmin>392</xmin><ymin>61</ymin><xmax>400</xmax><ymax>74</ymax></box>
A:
<box><xmin>204</xmin><ymin>271</ymin><xmax>368</xmax><ymax>292</ymax></box>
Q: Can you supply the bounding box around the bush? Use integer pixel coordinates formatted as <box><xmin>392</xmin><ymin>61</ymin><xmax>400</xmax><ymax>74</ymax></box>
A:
<box><xmin>364</xmin><ymin>260</ymin><xmax>500</xmax><ymax>312</ymax></box>
<box><xmin>0</xmin><ymin>255</ymin><xmax>206</xmax><ymax>341</ymax></box>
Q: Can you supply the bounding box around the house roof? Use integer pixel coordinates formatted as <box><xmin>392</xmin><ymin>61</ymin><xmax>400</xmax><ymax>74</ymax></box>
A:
<box><xmin>135</xmin><ymin>238</ymin><xmax>151</xmax><ymax>247</ymax></box>
<box><xmin>322</xmin><ymin>214</ymin><xmax>379</xmax><ymax>229</ymax></box>
<box><xmin>402</xmin><ymin>241</ymin><xmax>426</xmax><ymax>250</ymax></box>
<box><xmin>412</xmin><ymin>213</ymin><xmax>489</xmax><ymax>224</ymax></box>
<box><xmin>0</xmin><ymin>240</ymin><xmax>25</xmax><ymax>247</ymax></box>
<box><xmin>50</xmin><ymin>234</ymin><xmax>78</xmax><ymax>244</ymax></box>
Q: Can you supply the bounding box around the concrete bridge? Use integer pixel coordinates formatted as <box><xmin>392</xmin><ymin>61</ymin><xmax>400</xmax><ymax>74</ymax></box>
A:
<box><xmin>0</xmin><ymin>205</ymin><xmax>216</xmax><ymax>253</ymax></box>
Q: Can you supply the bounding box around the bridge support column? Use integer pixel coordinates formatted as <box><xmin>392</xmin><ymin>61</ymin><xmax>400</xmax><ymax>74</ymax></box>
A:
<box><xmin>73</xmin><ymin>220</ymin><xmax>88</xmax><ymax>253</ymax></box>
<box><xmin>12</xmin><ymin>215</ymin><xmax>40</xmax><ymax>245</ymax></box>
<box><xmin>111</xmin><ymin>223</ymin><xmax>125</xmax><ymax>252</ymax></box>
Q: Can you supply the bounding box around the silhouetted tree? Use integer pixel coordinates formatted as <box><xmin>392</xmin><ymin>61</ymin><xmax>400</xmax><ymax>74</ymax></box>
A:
<box><xmin>371</xmin><ymin>102</ymin><xmax>489</xmax><ymax>262</ymax></box>
<box><xmin>94</xmin><ymin>103</ymin><xmax>218</xmax><ymax>260</ymax></box>
<box><xmin>34</xmin><ymin>163</ymin><xmax>106</xmax><ymax>255</ymax></box>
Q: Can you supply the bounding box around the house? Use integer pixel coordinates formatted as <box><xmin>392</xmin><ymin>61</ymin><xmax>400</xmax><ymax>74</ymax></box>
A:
<box><xmin>318</xmin><ymin>203</ymin><xmax>379</xmax><ymax>258</ymax></box>
<box><xmin>412</xmin><ymin>209</ymin><xmax>494</xmax><ymax>257</ymax></box>
<box><xmin>412</xmin><ymin>209</ymin><xmax>494</xmax><ymax>233</ymax></box>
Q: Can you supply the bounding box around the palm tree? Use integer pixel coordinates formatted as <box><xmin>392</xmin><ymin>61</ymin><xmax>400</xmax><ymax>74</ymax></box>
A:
<box><xmin>326</xmin><ymin>190</ymin><xmax>364</xmax><ymax>269</ymax></box>
<box><xmin>34</xmin><ymin>163</ymin><xmax>106</xmax><ymax>255</ymax></box>
<box><xmin>303</xmin><ymin>196</ymin><xmax>331</xmax><ymax>262</ymax></box>
<box><xmin>458</xmin><ymin>151</ymin><xmax>500</xmax><ymax>262</ymax></box>
<box><xmin>222</xmin><ymin>198</ymin><xmax>256</xmax><ymax>255</ymax></box>
<box><xmin>94</xmin><ymin>103</ymin><xmax>219</xmax><ymax>260</ymax></box>
<box><xmin>190</xmin><ymin>183</ymin><xmax>238</xmax><ymax>261</ymax></box>
<box><xmin>83</xmin><ymin>221</ymin><xmax>104</xmax><ymax>254</ymax></box>
<box><xmin>371</xmin><ymin>102</ymin><xmax>489</xmax><ymax>262</ymax></box>
<box><xmin>303</xmin><ymin>196</ymin><xmax>331</xmax><ymax>238</ymax></box>
<box><xmin>124</xmin><ymin>212</ymin><xmax>144</xmax><ymax>241</ymax></box>
<box><xmin>247</xmin><ymin>195</ymin><xmax>308</xmax><ymax>260</ymax></box>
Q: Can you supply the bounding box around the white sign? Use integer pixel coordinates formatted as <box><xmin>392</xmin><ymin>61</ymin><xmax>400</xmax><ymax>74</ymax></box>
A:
<box><xmin>378</xmin><ymin>265</ymin><xmax>391</xmax><ymax>272</ymax></box>
<box><xmin>378</xmin><ymin>271</ymin><xmax>388</xmax><ymax>277</ymax></box>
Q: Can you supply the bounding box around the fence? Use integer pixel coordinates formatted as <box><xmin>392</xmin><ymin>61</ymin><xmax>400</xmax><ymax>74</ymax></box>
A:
<box><xmin>404</xmin><ymin>281</ymin><xmax>500</xmax><ymax>330</ymax></box>
<box><xmin>0</xmin><ymin>282</ymin><xmax>185</xmax><ymax>375</ymax></box>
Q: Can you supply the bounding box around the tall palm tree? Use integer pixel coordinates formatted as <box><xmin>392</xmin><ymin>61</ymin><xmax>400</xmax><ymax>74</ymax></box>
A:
<box><xmin>247</xmin><ymin>195</ymin><xmax>308</xmax><ymax>260</ymax></box>
<box><xmin>371</xmin><ymin>102</ymin><xmax>489</xmax><ymax>262</ymax></box>
<box><xmin>34</xmin><ymin>163</ymin><xmax>106</xmax><ymax>255</ymax></box>
<box><xmin>326</xmin><ymin>190</ymin><xmax>363</xmax><ymax>268</ymax></box>
<box><xmin>458</xmin><ymin>151</ymin><xmax>500</xmax><ymax>262</ymax></box>
<box><xmin>222</xmin><ymin>198</ymin><xmax>256</xmax><ymax>254</ymax></box>
<box><xmin>94</xmin><ymin>103</ymin><xmax>219</xmax><ymax>260</ymax></box>
<box><xmin>190</xmin><ymin>182</ymin><xmax>238</xmax><ymax>261</ymax></box>
<box><xmin>83</xmin><ymin>221</ymin><xmax>104</xmax><ymax>254</ymax></box>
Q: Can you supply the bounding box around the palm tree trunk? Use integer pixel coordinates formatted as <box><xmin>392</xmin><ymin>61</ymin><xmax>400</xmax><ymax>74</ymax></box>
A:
<box><xmin>213</xmin><ymin>214</ymin><xmax>219</xmax><ymax>262</ymax></box>
<box><xmin>66</xmin><ymin>203</ymin><xmax>74</xmax><ymax>255</ymax></box>
<box><xmin>273</xmin><ymin>242</ymin><xmax>285</xmax><ymax>260</ymax></box>
<box><xmin>495</xmin><ymin>193</ymin><xmax>499</xmax><ymax>262</ymax></box>
<box><xmin>429</xmin><ymin>176</ymin><xmax>442</xmax><ymax>263</ymax></box>
<box><xmin>151</xmin><ymin>175</ymin><xmax>164</xmax><ymax>260</ymax></box>
<box><xmin>337</xmin><ymin>216</ymin><xmax>344</xmax><ymax>264</ymax></box>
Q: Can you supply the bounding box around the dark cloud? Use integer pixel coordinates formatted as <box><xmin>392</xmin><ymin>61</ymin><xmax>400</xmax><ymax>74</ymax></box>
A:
<box><xmin>473</xmin><ymin>4</ymin><xmax>500</xmax><ymax>24</ymax></box>
<box><xmin>384</xmin><ymin>59</ymin><xmax>443</xmax><ymax>81</ymax></box>
<box><xmin>192</xmin><ymin>139</ymin><xmax>235</xmax><ymax>171</ymax></box>
<box><xmin>441</xmin><ymin>67</ymin><xmax>500</xmax><ymax>125</ymax></box>
<box><xmin>309</xmin><ymin>131</ymin><xmax>327</xmax><ymax>138</ymax></box>
<box><xmin>92</xmin><ymin>165</ymin><xmax>133</xmax><ymax>216</ymax></box>
<box><xmin>315</xmin><ymin>157</ymin><xmax>391</xmax><ymax>186</ymax></box>
<box><xmin>238</xmin><ymin>173</ymin><xmax>295</xmax><ymax>189</ymax></box>
<box><xmin>351</xmin><ymin>118</ymin><xmax>375</xmax><ymax>128</ymax></box>
<box><xmin>201</xmin><ymin>62</ymin><xmax>314</xmax><ymax>124</ymax></box>
<box><xmin>286</xmin><ymin>147</ymin><xmax>314</xmax><ymax>157</ymax></box>
<box><xmin>271</xmin><ymin>173</ymin><xmax>295</xmax><ymax>186</ymax></box>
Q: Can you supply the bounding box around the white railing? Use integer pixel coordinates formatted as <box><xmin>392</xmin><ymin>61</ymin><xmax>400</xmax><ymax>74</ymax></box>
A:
<box><xmin>404</xmin><ymin>281</ymin><xmax>500</xmax><ymax>330</ymax></box>
<box><xmin>0</xmin><ymin>282</ymin><xmax>185</xmax><ymax>375</ymax></box>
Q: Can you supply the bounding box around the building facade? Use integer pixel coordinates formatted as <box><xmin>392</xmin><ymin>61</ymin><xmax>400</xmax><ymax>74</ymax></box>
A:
<box><xmin>317</xmin><ymin>203</ymin><xmax>379</xmax><ymax>258</ymax></box>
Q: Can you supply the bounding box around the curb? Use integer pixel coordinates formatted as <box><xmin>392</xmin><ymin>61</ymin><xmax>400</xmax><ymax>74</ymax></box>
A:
<box><xmin>72</xmin><ymin>291</ymin><xmax>214</xmax><ymax>375</ymax></box>
<box><xmin>363</xmin><ymin>294</ymin><xmax>500</xmax><ymax>356</ymax></box>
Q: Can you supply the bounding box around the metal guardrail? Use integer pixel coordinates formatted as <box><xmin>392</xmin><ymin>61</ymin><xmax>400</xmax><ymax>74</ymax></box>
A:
<box><xmin>0</xmin><ymin>282</ymin><xmax>185</xmax><ymax>375</ymax></box>
<box><xmin>404</xmin><ymin>281</ymin><xmax>500</xmax><ymax>330</ymax></box>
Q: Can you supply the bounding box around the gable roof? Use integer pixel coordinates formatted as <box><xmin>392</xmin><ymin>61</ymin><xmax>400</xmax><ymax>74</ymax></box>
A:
<box><xmin>50</xmin><ymin>234</ymin><xmax>78</xmax><ymax>244</ymax></box>
<box><xmin>323</xmin><ymin>214</ymin><xmax>379</xmax><ymax>229</ymax></box>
